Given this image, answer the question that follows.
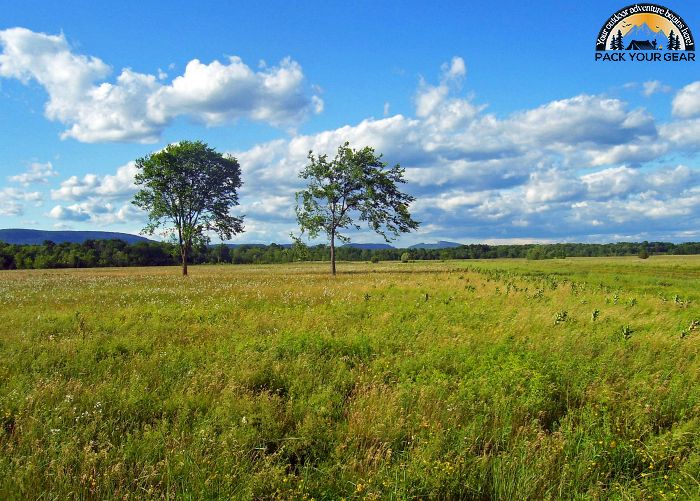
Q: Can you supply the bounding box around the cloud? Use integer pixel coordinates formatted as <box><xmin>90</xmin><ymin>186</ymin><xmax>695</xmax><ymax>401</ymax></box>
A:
<box><xmin>672</xmin><ymin>81</ymin><xmax>700</xmax><ymax>118</ymax></box>
<box><xmin>586</xmin><ymin>141</ymin><xmax>668</xmax><ymax>167</ymax></box>
<box><xmin>0</xmin><ymin>187</ymin><xmax>43</xmax><ymax>216</ymax></box>
<box><xmin>149</xmin><ymin>57</ymin><xmax>320</xmax><ymax>127</ymax></box>
<box><xmin>233</xmin><ymin>91</ymin><xmax>661</xmax><ymax>201</ymax></box>
<box><xmin>21</xmin><ymin>56</ymin><xmax>700</xmax><ymax>244</ymax></box>
<box><xmin>659</xmin><ymin>117</ymin><xmax>700</xmax><ymax>151</ymax></box>
<box><xmin>51</xmin><ymin>162</ymin><xmax>138</xmax><ymax>201</ymax></box>
<box><xmin>1</xmin><ymin>187</ymin><xmax>42</xmax><ymax>202</ymax></box>
<box><xmin>415</xmin><ymin>57</ymin><xmax>480</xmax><ymax>128</ymax></box>
<box><xmin>48</xmin><ymin>200</ymin><xmax>142</xmax><ymax>225</ymax></box>
<box><xmin>0</xmin><ymin>27</ymin><xmax>322</xmax><ymax>143</ymax></box>
<box><xmin>0</xmin><ymin>201</ymin><xmax>23</xmax><ymax>217</ymax></box>
<box><xmin>442</xmin><ymin>56</ymin><xmax>466</xmax><ymax>80</ymax></box>
<box><xmin>508</xmin><ymin>96</ymin><xmax>656</xmax><ymax>150</ymax></box>
<box><xmin>8</xmin><ymin>161</ymin><xmax>58</xmax><ymax>185</ymax></box>
<box><xmin>642</xmin><ymin>80</ymin><xmax>672</xmax><ymax>97</ymax></box>
<box><xmin>223</xmin><ymin>66</ymin><xmax>696</xmax><ymax>243</ymax></box>
<box><xmin>45</xmin><ymin>161</ymin><xmax>144</xmax><ymax>226</ymax></box>
<box><xmin>524</xmin><ymin>169</ymin><xmax>585</xmax><ymax>204</ymax></box>
<box><xmin>48</xmin><ymin>204</ymin><xmax>91</xmax><ymax>222</ymax></box>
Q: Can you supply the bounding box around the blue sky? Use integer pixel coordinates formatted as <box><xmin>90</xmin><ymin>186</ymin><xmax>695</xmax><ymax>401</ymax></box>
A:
<box><xmin>1</xmin><ymin>0</ymin><xmax>699</xmax><ymax>245</ymax></box>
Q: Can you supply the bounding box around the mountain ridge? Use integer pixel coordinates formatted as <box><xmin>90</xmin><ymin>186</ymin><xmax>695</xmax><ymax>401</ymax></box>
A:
<box><xmin>409</xmin><ymin>241</ymin><xmax>463</xmax><ymax>249</ymax></box>
<box><xmin>0</xmin><ymin>229</ymin><xmax>152</xmax><ymax>245</ymax></box>
<box><xmin>1</xmin><ymin>229</ymin><xmax>468</xmax><ymax>250</ymax></box>
<box><xmin>623</xmin><ymin>23</ymin><xmax>668</xmax><ymax>49</ymax></box>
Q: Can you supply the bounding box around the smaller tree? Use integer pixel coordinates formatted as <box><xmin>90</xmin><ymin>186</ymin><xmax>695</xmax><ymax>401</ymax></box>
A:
<box><xmin>610</xmin><ymin>31</ymin><xmax>623</xmax><ymax>50</ymax></box>
<box><xmin>290</xmin><ymin>237</ymin><xmax>310</xmax><ymax>262</ymax></box>
<box><xmin>295</xmin><ymin>142</ymin><xmax>419</xmax><ymax>275</ymax></box>
<box><xmin>669</xmin><ymin>31</ymin><xmax>676</xmax><ymax>50</ymax></box>
<box><xmin>132</xmin><ymin>140</ymin><xmax>244</xmax><ymax>276</ymax></box>
<box><xmin>400</xmin><ymin>252</ymin><xmax>411</xmax><ymax>263</ymax></box>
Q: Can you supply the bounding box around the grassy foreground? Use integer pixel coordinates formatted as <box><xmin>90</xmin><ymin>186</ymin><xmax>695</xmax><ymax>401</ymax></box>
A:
<box><xmin>1</xmin><ymin>257</ymin><xmax>699</xmax><ymax>499</ymax></box>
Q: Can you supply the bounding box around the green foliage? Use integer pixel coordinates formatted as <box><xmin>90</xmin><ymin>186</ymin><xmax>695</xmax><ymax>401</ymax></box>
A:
<box><xmin>400</xmin><ymin>251</ymin><xmax>411</xmax><ymax>263</ymax></box>
<box><xmin>289</xmin><ymin>238</ymin><xmax>310</xmax><ymax>262</ymax></box>
<box><xmin>2</xmin><ymin>239</ymin><xmax>700</xmax><ymax>270</ymax></box>
<box><xmin>620</xmin><ymin>324</ymin><xmax>634</xmax><ymax>340</ymax></box>
<box><xmin>133</xmin><ymin>140</ymin><xmax>244</xmax><ymax>275</ymax></box>
<box><xmin>553</xmin><ymin>310</ymin><xmax>568</xmax><ymax>325</ymax></box>
<box><xmin>526</xmin><ymin>245</ymin><xmax>547</xmax><ymax>260</ymax></box>
<box><xmin>295</xmin><ymin>142</ymin><xmax>419</xmax><ymax>274</ymax></box>
<box><xmin>370</xmin><ymin>255</ymin><xmax>380</xmax><ymax>263</ymax></box>
<box><xmin>639</xmin><ymin>248</ymin><xmax>650</xmax><ymax>259</ymax></box>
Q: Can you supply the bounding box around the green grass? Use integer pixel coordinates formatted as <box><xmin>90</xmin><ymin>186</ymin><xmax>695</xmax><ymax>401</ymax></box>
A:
<box><xmin>1</xmin><ymin>257</ymin><xmax>699</xmax><ymax>499</ymax></box>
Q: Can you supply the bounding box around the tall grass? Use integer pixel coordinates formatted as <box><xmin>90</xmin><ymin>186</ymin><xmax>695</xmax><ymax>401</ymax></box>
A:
<box><xmin>1</xmin><ymin>257</ymin><xmax>699</xmax><ymax>499</ymax></box>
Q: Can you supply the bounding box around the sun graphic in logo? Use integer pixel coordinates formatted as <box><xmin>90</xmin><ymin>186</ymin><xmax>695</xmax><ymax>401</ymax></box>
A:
<box><xmin>609</xmin><ymin>13</ymin><xmax>682</xmax><ymax>50</ymax></box>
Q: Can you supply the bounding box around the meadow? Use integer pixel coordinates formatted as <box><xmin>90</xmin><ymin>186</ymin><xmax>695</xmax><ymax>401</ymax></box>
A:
<box><xmin>1</xmin><ymin>257</ymin><xmax>699</xmax><ymax>499</ymax></box>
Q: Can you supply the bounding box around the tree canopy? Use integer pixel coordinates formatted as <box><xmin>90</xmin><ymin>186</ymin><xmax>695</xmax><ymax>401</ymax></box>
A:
<box><xmin>295</xmin><ymin>142</ymin><xmax>419</xmax><ymax>274</ymax></box>
<box><xmin>132</xmin><ymin>140</ymin><xmax>244</xmax><ymax>275</ymax></box>
<box><xmin>2</xmin><ymin>239</ymin><xmax>699</xmax><ymax>270</ymax></box>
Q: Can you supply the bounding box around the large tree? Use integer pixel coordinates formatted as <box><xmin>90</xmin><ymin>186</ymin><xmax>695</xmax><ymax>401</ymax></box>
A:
<box><xmin>295</xmin><ymin>142</ymin><xmax>419</xmax><ymax>275</ymax></box>
<box><xmin>132</xmin><ymin>140</ymin><xmax>244</xmax><ymax>276</ymax></box>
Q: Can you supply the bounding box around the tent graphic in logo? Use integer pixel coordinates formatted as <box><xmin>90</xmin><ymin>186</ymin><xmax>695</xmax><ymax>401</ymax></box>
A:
<box><xmin>596</xmin><ymin>4</ymin><xmax>694</xmax><ymax>51</ymax></box>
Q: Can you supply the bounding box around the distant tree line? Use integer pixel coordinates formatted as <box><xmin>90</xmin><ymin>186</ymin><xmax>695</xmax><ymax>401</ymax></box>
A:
<box><xmin>1</xmin><ymin>239</ymin><xmax>699</xmax><ymax>270</ymax></box>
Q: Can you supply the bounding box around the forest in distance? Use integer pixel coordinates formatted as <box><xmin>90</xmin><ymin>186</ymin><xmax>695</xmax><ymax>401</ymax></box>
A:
<box><xmin>1</xmin><ymin>238</ymin><xmax>700</xmax><ymax>270</ymax></box>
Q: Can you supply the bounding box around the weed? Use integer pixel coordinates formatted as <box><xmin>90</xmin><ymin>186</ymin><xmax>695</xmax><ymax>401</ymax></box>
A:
<box><xmin>553</xmin><ymin>310</ymin><xmax>568</xmax><ymax>325</ymax></box>
<box><xmin>620</xmin><ymin>324</ymin><xmax>634</xmax><ymax>340</ymax></box>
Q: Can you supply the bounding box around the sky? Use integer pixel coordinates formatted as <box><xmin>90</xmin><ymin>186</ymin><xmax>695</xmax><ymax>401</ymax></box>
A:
<box><xmin>0</xmin><ymin>0</ymin><xmax>699</xmax><ymax>245</ymax></box>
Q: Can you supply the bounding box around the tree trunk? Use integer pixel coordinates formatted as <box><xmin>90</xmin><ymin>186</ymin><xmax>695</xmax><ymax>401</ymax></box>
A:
<box><xmin>330</xmin><ymin>230</ymin><xmax>336</xmax><ymax>276</ymax></box>
<box><xmin>182</xmin><ymin>244</ymin><xmax>188</xmax><ymax>276</ymax></box>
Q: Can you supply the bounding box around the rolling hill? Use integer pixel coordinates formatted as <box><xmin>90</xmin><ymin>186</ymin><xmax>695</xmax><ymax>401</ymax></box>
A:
<box><xmin>408</xmin><ymin>241</ymin><xmax>463</xmax><ymax>249</ymax></box>
<box><xmin>0</xmin><ymin>229</ymin><xmax>152</xmax><ymax>245</ymax></box>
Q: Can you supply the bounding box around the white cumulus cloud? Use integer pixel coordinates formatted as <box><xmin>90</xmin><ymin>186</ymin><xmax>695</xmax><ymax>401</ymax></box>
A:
<box><xmin>0</xmin><ymin>187</ymin><xmax>43</xmax><ymax>216</ymax></box>
<box><xmin>0</xmin><ymin>27</ymin><xmax>323</xmax><ymax>143</ymax></box>
<box><xmin>672</xmin><ymin>81</ymin><xmax>700</xmax><ymax>118</ymax></box>
<box><xmin>14</xmin><ymin>56</ymin><xmax>700</xmax><ymax>244</ymax></box>
<box><xmin>51</xmin><ymin>162</ymin><xmax>139</xmax><ymax>201</ymax></box>
<box><xmin>8</xmin><ymin>161</ymin><xmax>58</xmax><ymax>185</ymax></box>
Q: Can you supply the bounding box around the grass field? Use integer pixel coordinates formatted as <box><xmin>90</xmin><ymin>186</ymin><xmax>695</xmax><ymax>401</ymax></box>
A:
<box><xmin>1</xmin><ymin>257</ymin><xmax>699</xmax><ymax>499</ymax></box>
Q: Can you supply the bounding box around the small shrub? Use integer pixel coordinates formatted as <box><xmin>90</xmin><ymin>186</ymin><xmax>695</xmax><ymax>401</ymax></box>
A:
<box><xmin>681</xmin><ymin>320</ymin><xmax>699</xmax><ymax>338</ymax></box>
<box><xmin>638</xmin><ymin>249</ymin><xmax>650</xmax><ymax>259</ymax></box>
<box><xmin>370</xmin><ymin>255</ymin><xmax>380</xmax><ymax>263</ymax></box>
<box><xmin>553</xmin><ymin>310</ymin><xmax>568</xmax><ymax>325</ymax></box>
<box><xmin>400</xmin><ymin>252</ymin><xmax>410</xmax><ymax>263</ymax></box>
<box><xmin>620</xmin><ymin>324</ymin><xmax>633</xmax><ymax>340</ymax></box>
